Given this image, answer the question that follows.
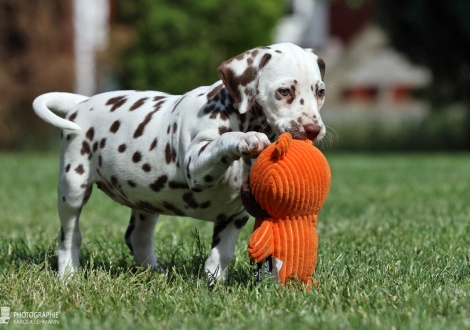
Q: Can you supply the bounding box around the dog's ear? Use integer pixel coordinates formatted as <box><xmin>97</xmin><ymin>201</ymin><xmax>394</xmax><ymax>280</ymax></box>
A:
<box><xmin>218</xmin><ymin>47</ymin><xmax>272</xmax><ymax>114</ymax></box>
<box><xmin>317</xmin><ymin>57</ymin><xmax>325</xmax><ymax>81</ymax></box>
<box><xmin>306</xmin><ymin>48</ymin><xmax>326</xmax><ymax>81</ymax></box>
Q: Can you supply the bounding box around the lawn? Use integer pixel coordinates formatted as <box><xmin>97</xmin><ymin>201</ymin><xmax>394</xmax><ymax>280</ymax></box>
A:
<box><xmin>1</xmin><ymin>151</ymin><xmax>469</xmax><ymax>329</ymax></box>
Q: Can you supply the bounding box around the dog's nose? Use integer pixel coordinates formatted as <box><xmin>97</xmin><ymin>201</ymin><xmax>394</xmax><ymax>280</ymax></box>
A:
<box><xmin>303</xmin><ymin>124</ymin><xmax>321</xmax><ymax>140</ymax></box>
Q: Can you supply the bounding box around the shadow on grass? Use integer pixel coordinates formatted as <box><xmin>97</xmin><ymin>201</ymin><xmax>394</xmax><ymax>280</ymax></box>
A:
<box><xmin>0</xmin><ymin>230</ymin><xmax>257</xmax><ymax>288</ymax></box>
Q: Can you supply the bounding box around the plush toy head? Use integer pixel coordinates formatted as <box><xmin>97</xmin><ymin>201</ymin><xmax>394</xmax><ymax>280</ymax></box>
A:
<box><xmin>241</xmin><ymin>132</ymin><xmax>331</xmax><ymax>289</ymax></box>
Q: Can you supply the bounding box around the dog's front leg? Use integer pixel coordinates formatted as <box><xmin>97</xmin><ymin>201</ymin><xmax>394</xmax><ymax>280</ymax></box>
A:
<box><xmin>185</xmin><ymin>131</ymin><xmax>270</xmax><ymax>190</ymax></box>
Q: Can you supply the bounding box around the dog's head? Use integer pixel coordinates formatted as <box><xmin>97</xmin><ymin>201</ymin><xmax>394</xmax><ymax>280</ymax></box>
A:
<box><xmin>218</xmin><ymin>43</ymin><xmax>326</xmax><ymax>141</ymax></box>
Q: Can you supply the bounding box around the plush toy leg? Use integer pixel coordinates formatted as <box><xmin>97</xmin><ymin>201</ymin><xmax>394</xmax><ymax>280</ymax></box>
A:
<box><xmin>248</xmin><ymin>220</ymin><xmax>274</xmax><ymax>262</ymax></box>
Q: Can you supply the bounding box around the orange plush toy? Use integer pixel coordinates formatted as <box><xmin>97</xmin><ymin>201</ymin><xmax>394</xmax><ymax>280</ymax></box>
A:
<box><xmin>241</xmin><ymin>132</ymin><xmax>331</xmax><ymax>289</ymax></box>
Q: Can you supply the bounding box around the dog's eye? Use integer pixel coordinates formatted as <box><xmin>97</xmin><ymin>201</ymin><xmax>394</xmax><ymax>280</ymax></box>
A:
<box><xmin>278</xmin><ymin>88</ymin><xmax>290</xmax><ymax>97</ymax></box>
<box><xmin>318</xmin><ymin>89</ymin><xmax>325</xmax><ymax>97</ymax></box>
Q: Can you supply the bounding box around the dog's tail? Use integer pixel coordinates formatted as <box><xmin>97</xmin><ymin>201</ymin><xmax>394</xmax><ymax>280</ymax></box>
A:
<box><xmin>33</xmin><ymin>92</ymin><xmax>89</xmax><ymax>130</ymax></box>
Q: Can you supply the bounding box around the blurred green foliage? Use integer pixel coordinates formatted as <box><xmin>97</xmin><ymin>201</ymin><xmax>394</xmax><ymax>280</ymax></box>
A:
<box><xmin>328</xmin><ymin>109</ymin><xmax>467</xmax><ymax>152</ymax></box>
<box><xmin>116</xmin><ymin>0</ymin><xmax>284</xmax><ymax>94</ymax></box>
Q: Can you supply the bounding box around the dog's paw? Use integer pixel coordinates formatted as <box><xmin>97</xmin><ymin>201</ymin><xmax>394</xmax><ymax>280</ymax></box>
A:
<box><xmin>237</xmin><ymin>132</ymin><xmax>271</xmax><ymax>158</ymax></box>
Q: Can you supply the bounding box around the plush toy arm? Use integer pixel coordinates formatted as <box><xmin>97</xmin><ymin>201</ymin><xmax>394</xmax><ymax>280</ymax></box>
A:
<box><xmin>248</xmin><ymin>220</ymin><xmax>274</xmax><ymax>262</ymax></box>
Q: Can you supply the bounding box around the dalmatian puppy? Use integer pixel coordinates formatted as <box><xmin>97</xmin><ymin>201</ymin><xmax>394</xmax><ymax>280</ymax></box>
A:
<box><xmin>33</xmin><ymin>42</ymin><xmax>326</xmax><ymax>280</ymax></box>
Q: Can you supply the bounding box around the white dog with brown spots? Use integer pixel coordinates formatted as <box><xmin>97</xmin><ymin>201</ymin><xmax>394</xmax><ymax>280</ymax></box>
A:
<box><xmin>33</xmin><ymin>43</ymin><xmax>327</xmax><ymax>280</ymax></box>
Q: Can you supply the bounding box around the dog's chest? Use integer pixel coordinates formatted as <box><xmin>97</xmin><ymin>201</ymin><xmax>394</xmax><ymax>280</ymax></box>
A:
<box><xmin>67</xmin><ymin>89</ymin><xmax>248</xmax><ymax>221</ymax></box>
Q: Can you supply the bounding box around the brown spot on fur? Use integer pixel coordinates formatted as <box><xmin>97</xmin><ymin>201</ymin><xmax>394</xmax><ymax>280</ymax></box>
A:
<box><xmin>75</xmin><ymin>164</ymin><xmax>85</xmax><ymax>175</ymax></box>
<box><xmin>218</xmin><ymin>126</ymin><xmax>232</xmax><ymax>135</ymax></box>
<box><xmin>173</xmin><ymin>122</ymin><xmax>178</xmax><ymax>134</ymax></box>
<box><xmin>287</xmin><ymin>85</ymin><xmax>296</xmax><ymax>105</ymax></box>
<box><xmin>149</xmin><ymin>138</ymin><xmax>157</xmax><ymax>151</ymax></box>
<box><xmin>130</xmin><ymin>97</ymin><xmax>148</xmax><ymax>111</ymax></box>
<box><xmin>93</xmin><ymin>142</ymin><xmax>98</xmax><ymax>152</ymax></box>
<box><xmin>68</xmin><ymin>111</ymin><xmax>78</xmax><ymax>122</ymax></box>
<box><xmin>65</xmin><ymin>164</ymin><xmax>71</xmax><ymax>173</ymax></box>
<box><xmin>110</xmin><ymin>121</ymin><xmax>120</xmax><ymax>133</ymax></box>
<box><xmin>153</xmin><ymin>100</ymin><xmax>165</xmax><ymax>111</ymax></box>
<box><xmin>132</xmin><ymin>151</ymin><xmax>142</xmax><ymax>163</ymax></box>
<box><xmin>235</xmin><ymin>215</ymin><xmax>249</xmax><ymax>229</ymax></box>
<box><xmin>98</xmin><ymin>155</ymin><xmax>102</xmax><ymax>167</ymax></box>
<box><xmin>200</xmin><ymin>201</ymin><xmax>211</xmax><ymax>209</ymax></box>
<box><xmin>136</xmin><ymin>201</ymin><xmax>163</xmax><ymax>213</ymax></box>
<box><xmin>212</xmin><ymin>238</ymin><xmax>221</xmax><ymax>248</ymax></box>
<box><xmin>150</xmin><ymin>175</ymin><xmax>168</xmax><ymax>192</ymax></box>
<box><xmin>118</xmin><ymin>144</ymin><xmax>126</xmax><ymax>153</ymax></box>
<box><xmin>165</xmin><ymin>143</ymin><xmax>171</xmax><ymax>164</ymax></box>
<box><xmin>134</xmin><ymin>109</ymin><xmax>158</xmax><ymax>138</ymax></box>
<box><xmin>81</xmin><ymin>141</ymin><xmax>91</xmax><ymax>155</ymax></box>
<box><xmin>86</xmin><ymin>127</ymin><xmax>95</xmax><ymax>141</ymax></box>
<box><xmin>81</xmin><ymin>184</ymin><xmax>87</xmax><ymax>189</ymax></box>
<box><xmin>183</xmin><ymin>192</ymin><xmax>199</xmax><ymax>209</ymax></box>
<box><xmin>127</xmin><ymin>180</ymin><xmax>136</xmax><ymax>188</ymax></box>
<box><xmin>100</xmin><ymin>138</ymin><xmax>106</xmax><ymax>148</ymax></box>
<box><xmin>142</xmin><ymin>163</ymin><xmax>151</xmax><ymax>172</ymax></box>
<box><xmin>124</xmin><ymin>217</ymin><xmax>135</xmax><ymax>252</ymax></box>
<box><xmin>163</xmin><ymin>202</ymin><xmax>185</xmax><ymax>216</ymax></box>
<box><xmin>207</xmin><ymin>84</ymin><xmax>223</xmax><ymax>100</ymax></box>
<box><xmin>106</xmin><ymin>96</ymin><xmax>127</xmax><ymax>112</ymax></box>
<box><xmin>259</xmin><ymin>53</ymin><xmax>272</xmax><ymax>70</ymax></box>
<box><xmin>300</xmin><ymin>98</ymin><xmax>304</xmax><ymax>105</ymax></box>
<box><xmin>169</xmin><ymin>181</ymin><xmax>187</xmax><ymax>189</ymax></box>
<box><xmin>198</xmin><ymin>142</ymin><xmax>211</xmax><ymax>156</ymax></box>
<box><xmin>153</xmin><ymin>95</ymin><xmax>166</xmax><ymax>102</ymax></box>
<box><xmin>211</xmin><ymin>214</ymin><xmax>234</xmax><ymax>248</ymax></box>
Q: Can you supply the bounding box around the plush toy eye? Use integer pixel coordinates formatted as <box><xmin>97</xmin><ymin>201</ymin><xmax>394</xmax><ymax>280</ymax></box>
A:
<box><xmin>317</xmin><ymin>89</ymin><xmax>325</xmax><ymax>97</ymax></box>
<box><xmin>278</xmin><ymin>88</ymin><xmax>290</xmax><ymax>97</ymax></box>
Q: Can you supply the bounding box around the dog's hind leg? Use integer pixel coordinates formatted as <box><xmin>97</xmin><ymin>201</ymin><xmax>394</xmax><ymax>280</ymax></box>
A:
<box><xmin>57</xmin><ymin>159</ymin><xmax>93</xmax><ymax>278</ymax></box>
<box><xmin>125</xmin><ymin>210</ymin><xmax>159</xmax><ymax>270</ymax></box>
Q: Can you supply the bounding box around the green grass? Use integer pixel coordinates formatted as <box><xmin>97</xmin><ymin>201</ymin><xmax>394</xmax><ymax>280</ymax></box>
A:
<box><xmin>1</xmin><ymin>151</ymin><xmax>470</xmax><ymax>329</ymax></box>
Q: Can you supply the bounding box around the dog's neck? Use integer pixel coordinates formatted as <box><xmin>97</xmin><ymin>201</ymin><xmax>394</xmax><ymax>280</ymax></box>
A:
<box><xmin>203</xmin><ymin>86</ymin><xmax>275</xmax><ymax>140</ymax></box>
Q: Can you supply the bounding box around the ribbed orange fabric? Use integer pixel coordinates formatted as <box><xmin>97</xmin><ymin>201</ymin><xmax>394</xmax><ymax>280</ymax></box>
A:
<box><xmin>246</xmin><ymin>133</ymin><xmax>331</xmax><ymax>290</ymax></box>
